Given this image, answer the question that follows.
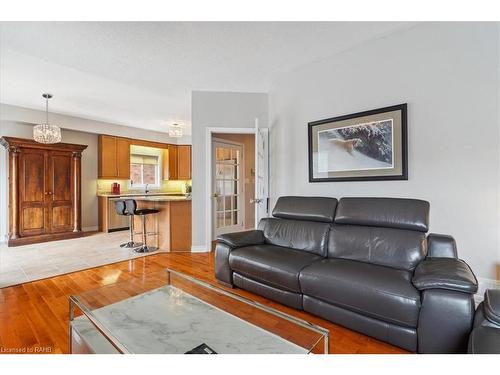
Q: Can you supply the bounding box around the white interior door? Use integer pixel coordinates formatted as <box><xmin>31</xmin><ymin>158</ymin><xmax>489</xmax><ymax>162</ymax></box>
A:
<box><xmin>212</xmin><ymin>141</ymin><xmax>245</xmax><ymax>237</ymax></box>
<box><xmin>254</xmin><ymin>119</ymin><xmax>269</xmax><ymax>226</ymax></box>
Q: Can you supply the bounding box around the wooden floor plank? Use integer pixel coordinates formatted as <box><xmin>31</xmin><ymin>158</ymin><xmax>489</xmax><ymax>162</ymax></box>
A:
<box><xmin>0</xmin><ymin>252</ymin><xmax>408</xmax><ymax>354</ymax></box>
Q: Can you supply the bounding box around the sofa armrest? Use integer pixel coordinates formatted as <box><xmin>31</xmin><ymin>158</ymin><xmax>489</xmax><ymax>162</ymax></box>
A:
<box><xmin>484</xmin><ymin>289</ymin><xmax>500</xmax><ymax>325</ymax></box>
<box><xmin>216</xmin><ymin>230</ymin><xmax>265</xmax><ymax>249</ymax></box>
<box><xmin>427</xmin><ymin>233</ymin><xmax>458</xmax><ymax>258</ymax></box>
<box><xmin>412</xmin><ymin>258</ymin><xmax>478</xmax><ymax>293</ymax></box>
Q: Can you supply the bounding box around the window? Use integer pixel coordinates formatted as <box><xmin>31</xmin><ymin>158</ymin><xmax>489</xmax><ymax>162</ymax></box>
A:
<box><xmin>130</xmin><ymin>154</ymin><xmax>160</xmax><ymax>187</ymax></box>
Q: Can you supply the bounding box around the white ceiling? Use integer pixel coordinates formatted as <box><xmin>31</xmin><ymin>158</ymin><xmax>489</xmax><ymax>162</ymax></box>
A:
<box><xmin>0</xmin><ymin>22</ymin><xmax>416</xmax><ymax>134</ymax></box>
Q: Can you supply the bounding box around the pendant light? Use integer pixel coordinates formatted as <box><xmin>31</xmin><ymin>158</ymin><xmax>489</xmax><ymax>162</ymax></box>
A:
<box><xmin>33</xmin><ymin>93</ymin><xmax>62</xmax><ymax>144</ymax></box>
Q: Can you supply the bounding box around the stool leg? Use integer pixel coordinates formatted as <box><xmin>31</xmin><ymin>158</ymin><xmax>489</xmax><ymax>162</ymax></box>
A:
<box><xmin>129</xmin><ymin>215</ymin><xmax>134</xmax><ymax>243</ymax></box>
<box><xmin>120</xmin><ymin>215</ymin><xmax>142</xmax><ymax>248</ymax></box>
<box><xmin>134</xmin><ymin>214</ymin><xmax>158</xmax><ymax>253</ymax></box>
<box><xmin>142</xmin><ymin>215</ymin><xmax>147</xmax><ymax>247</ymax></box>
<box><xmin>134</xmin><ymin>215</ymin><xmax>148</xmax><ymax>253</ymax></box>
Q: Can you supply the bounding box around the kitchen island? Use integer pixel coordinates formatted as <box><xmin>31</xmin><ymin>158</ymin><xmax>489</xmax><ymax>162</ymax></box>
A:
<box><xmin>98</xmin><ymin>193</ymin><xmax>192</xmax><ymax>252</ymax></box>
<box><xmin>132</xmin><ymin>196</ymin><xmax>191</xmax><ymax>252</ymax></box>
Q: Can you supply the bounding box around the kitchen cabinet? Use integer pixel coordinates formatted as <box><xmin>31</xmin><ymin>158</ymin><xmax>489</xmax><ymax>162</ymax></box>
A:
<box><xmin>116</xmin><ymin>137</ymin><xmax>131</xmax><ymax>179</ymax></box>
<box><xmin>162</xmin><ymin>144</ymin><xmax>191</xmax><ymax>180</ymax></box>
<box><xmin>0</xmin><ymin>136</ymin><xmax>87</xmax><ymax>246</ymax></box>
<box><xmin>177</xmin><ymin>145</ymin><xmax>192</xmax><ymax>180</ymax></box>
<box><xmin>98</xmin><ymin>134</ymin><xmax>191</xmax><ymax>181</ymax></box>
<box><xmin>167</xmin><ymin>145</ymin><xmax>178</xmax><ymax>180</ymax></box>
<box><xmin>98</xmin><ymin>135</ymin><xmax>130</xmax><ymax>179</ymax></box>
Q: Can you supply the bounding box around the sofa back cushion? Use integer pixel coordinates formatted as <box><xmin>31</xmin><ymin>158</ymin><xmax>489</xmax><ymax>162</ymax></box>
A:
<box><xmin>335</xmin><ymin>197</ymin><xmax>430</xmax><ymax>232</ymax></box>
<box><xmin>258</xmin><ymin>218</ymin><xmax>330</xmax><ymax>256</ymax></box>
<box><xmin>272</xmin><ymin>196</ymin><xmax>338</xmax><ymax>223</ymax></box>
<box><xmin>329</xmin><ymin>197</ymin><xmax>430</xmax><ymax>270</ymax></box>
<box><xmin>328</xmin><ymin>225</ymin><xmax>427</xmax><ymax>270</ymax></box>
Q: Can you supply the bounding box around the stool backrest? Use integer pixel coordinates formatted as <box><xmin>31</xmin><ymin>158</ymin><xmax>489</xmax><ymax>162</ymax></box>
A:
<box><xmin>114</xmin><ymin>200</ymin><xmax>127</xmax><ymax>216</ymax></box>
<box><xmin>125</xmin><ymin>199</ymin><xmax>138</xmax><ymax>215</ymax></box>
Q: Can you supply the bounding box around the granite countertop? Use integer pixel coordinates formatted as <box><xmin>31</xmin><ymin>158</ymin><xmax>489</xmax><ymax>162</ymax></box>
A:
<box><xmin>132</xmin><ymin>195</ymin><xmax>191</xmax><ymax>202</ymax></box>
<box><xmin>97</xmin><ymin>192</ymin><xmax>189</xmax><ymax>199</ymax></box>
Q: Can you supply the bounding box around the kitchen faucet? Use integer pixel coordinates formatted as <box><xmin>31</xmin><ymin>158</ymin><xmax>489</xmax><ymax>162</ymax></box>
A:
<box><xmin>145</xmin><ymin>184</ymin><xmax>150</xmax><ymax>194</ymax></box>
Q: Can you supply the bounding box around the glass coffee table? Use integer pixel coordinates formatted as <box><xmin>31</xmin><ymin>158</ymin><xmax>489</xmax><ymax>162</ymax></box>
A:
<box><xmin>69</xmin><ymin>269</ymin><xmax>329</xmax><ymax>354</ymax></box>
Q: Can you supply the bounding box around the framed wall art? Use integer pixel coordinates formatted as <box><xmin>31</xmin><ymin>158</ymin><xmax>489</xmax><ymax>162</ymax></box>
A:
<box><xmin>308</xmin><ymin>104</ymin><xmax>407</xmax><ymax>182</ymax></box>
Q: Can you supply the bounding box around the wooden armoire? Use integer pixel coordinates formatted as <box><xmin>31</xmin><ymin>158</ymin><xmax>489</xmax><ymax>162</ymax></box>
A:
<box><xmin>1</xmin><ymin>137</ymin><xmax>87</xmax><ymax>247</ymax></box>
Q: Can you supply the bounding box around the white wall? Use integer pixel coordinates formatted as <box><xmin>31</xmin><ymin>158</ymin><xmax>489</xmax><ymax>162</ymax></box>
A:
<box><xmin>268</xmin><ymin>22</ymin><xmax>500</xmax><ymax>279</ymax></box>
<box><xmin>191</xmin><ymin>91</ymin><xmax>268</xmax><ymax>250</ymax></box>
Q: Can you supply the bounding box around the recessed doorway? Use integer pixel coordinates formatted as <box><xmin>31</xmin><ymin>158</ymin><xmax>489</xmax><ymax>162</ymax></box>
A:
<box><xmin>212</xmin><ymin>134</ymin><xmax>255</xmax><ymax>238</ymax></box>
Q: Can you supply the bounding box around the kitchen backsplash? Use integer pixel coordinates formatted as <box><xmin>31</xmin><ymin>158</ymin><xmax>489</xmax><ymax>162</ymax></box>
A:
<box><xmin>97</xmin><ymin>179</ymin><xmax>192</xmax><ymax>194</ymax></box>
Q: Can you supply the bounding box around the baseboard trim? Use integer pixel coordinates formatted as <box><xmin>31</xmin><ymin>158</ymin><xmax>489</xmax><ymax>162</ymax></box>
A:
<box><xmin>83</xmin><ymin>226</ymin><xmax>99</xmax><ymax>232</ymax></box>
<box><xmin>191</xmin><ymin>245</ymin><xmax>209</xmax><ymax>252</ymax></box>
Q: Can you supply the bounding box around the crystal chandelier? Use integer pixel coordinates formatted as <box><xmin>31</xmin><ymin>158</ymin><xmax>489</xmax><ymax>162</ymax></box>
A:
<box><xmin>168</xmin><ymin>123</ymin><xmax>183</xmax><ymax>138</ymax></box>
<box><xmin>33</xmin><ymin>93</ymin><xmax>62</xmax><ymax>144</ymax></box>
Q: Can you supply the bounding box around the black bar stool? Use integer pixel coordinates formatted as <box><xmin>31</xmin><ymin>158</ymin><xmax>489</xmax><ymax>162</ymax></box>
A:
<box><xmin>124</xmin><ymin>199</ymin><xmax>159</xmax><ymax>253</ymax></box>
<box><xmin>114</xmin><ymin>200</ymin><xmax>142</xmax><ymax>248</ymax></box>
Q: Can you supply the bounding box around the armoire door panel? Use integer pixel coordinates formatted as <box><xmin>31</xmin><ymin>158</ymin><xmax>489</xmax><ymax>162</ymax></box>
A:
<box><xmin>18</xmin><ymin>149</ymin><xmax>48</xmax><ymax>236</ymax></box>
<box><xmin>50</xmin><ymin>154</ymin><xmax>73</xmax><ymax>201</ymax></box>
<box><xmin>51</xmin><ymin>206</ymin><xmax>72</xmax><ymax>230</ymax></box>
<box><xmin>19</xmin><ymin>150</ymin><xmax>46</xmax><ymax>203</ymax></box>
<box><xmin>48</xmin><ymin>152</ymin><xmax>74</xmax><ymax>233</ymax></box>
<box><xmin>21</xmin><ymin>207</ymin><xmax>45</xmax><ymax>232</ymax></box>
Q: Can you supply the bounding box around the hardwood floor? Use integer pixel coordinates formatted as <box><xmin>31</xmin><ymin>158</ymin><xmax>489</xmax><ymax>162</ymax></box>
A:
<box><xmin>0</xmin><ymin>252</ymin><xmax>408</xmax><ymax>354</ymax></box>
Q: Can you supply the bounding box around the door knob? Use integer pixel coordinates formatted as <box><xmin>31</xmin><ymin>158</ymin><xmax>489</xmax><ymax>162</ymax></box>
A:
<box><xmin>250</xmin><ymin>198</ymin><xmax>262</xmax><ymax>204</ymax></box>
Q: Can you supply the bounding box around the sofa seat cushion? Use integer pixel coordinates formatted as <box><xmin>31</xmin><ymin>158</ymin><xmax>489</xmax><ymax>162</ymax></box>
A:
<box><xmin>299</xmin><ymin>259</ymin><xmax>422</xmax><ymax>328</ymax></box>
<box><xmin>229</xmin><ymin>245</ymin><xmax>323</xmax><ymax>293</ymax></box>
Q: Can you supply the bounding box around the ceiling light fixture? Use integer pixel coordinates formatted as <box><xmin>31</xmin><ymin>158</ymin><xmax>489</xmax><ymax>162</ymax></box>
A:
<box><xmin>33</xmin><ymin>93</ymin><xmax>62</xmax><ymax>144</ymax></box>
<box><xmin>168</xmin><ymin>123</ymin><xmax>183</xmax><ymax>138</ymax></box>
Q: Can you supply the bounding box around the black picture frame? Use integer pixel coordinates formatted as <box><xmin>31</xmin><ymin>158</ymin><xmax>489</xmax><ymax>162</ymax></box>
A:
<box><xmin>308</xmin><ymin>104</ymin><xmax>408</xmax><ymax>182</ymax></box>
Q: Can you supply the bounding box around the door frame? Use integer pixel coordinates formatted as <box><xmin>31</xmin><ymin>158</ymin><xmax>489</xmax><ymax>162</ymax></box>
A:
<box><xmin>205</xmin><ymin>127</ymin><xmax>255</xmax><ymax>251</ymax></box>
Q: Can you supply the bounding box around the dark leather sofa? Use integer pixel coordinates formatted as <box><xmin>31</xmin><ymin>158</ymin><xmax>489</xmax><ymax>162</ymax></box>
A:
<box><xmin>468</xmin><ymin>289</ymin><xmax>500</xmax><ymax>353</ymax></box>
<box><xmin>215</xmin><ymin>196</ymin><xmax>478</xmax><ymax>353</ymax></box>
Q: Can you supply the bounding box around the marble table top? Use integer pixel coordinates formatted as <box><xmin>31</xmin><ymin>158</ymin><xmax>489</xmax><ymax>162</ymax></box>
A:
<box><xmin>71</xmin><ymin>285</ymin><xmax>307</xmax><ymax>354</ymax></box>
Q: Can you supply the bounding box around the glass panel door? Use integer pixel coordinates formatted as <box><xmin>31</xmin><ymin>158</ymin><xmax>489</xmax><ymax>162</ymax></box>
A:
<box><xmin>213</xmin><ymin>141</ymin><xmax>244</xmax><ymax>237</ymax></box>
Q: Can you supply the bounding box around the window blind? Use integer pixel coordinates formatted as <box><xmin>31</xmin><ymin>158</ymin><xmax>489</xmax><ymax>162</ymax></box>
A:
<box><xmin>130</xmin><ymin>154</ymin><xmax>158</xmax><ymax>165</ymax></box>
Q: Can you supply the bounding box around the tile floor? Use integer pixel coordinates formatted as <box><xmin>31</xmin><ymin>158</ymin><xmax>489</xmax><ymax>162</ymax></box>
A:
<box><xmin>0</xmin><ymin>231</ymin><xmax>166</xmax><ymax>288</ymax></box>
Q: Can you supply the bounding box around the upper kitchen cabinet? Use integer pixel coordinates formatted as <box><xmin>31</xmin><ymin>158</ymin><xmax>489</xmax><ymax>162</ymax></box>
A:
<box><xmin>167</xmin><ymin>144</ymin><xmax>178</xmax><ymax>180</ymax></box>
<box><xmin>98</xmin><ymin>135</ymin><xmax>130</xmax><ymax>179</ymax></box>
<box><xmin>116</xmin><ymin>138</ymin><xmax>131</xmax><ymax>179</ymax></box>
<box><xmin>177</xmin><ymin>145</ymin><xmax>192</xmax><ymax>180</ymax></box>
<box><xmin>162</xmin><ymin>144</ymin><xmax>191</xmax><ymax>180</ymax></box>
